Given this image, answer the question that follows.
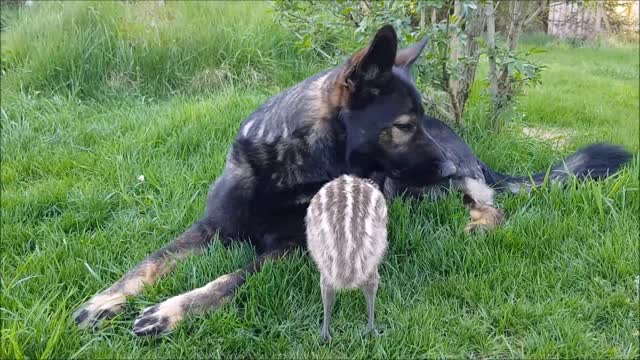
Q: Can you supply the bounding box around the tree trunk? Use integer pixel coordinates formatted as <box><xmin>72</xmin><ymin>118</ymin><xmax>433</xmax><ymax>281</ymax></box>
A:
<box><xmin>602</xmin><ymin>6</ymin><xmax>611</xmax><ymax>32</ymax></box>
<box><xmin>431</xmin><ymin>7</ymin><xmax>437</xmax><ymax>24</ymax></box>
<box><xmin>485</xmin><ymin>0</ymin><xmax>502</xmax><ymax>130</ymax></box>
<box><xmin>447</xmin><ymin>0</ymin><xmax>463</xmax><ymax>124</ymax></box>
<box><xmin>485</xmin><ymin>1</ymin><xmax>498</xmax><ymax>105</ymax></box>
<box><xmin>482</xmin><ymin>0</ymin><xmax>528</xmax><ymax>129</ymax></box>
<box><xmin>548</xmin><ymin>1</ymin><xmax>556</xmax><ymax>35</ymax></box>
<box><xmin>497</xmin><ymin>0</ymin><xmax>525</xmax><ymax>106</ymax></box>
<box><xmin>456</xmin><ymin>3</ymin><xmax>487</xmax><ymax>116</ymax></box>
<box><xmin>595</xmin><ymin>0</ymin><xmax>604</xmax><ymax>34</ymax></box>
<box><xmin>507</xmin><ymin>1</ymin><xmax>525</xmax><ymax>52</ymax></box>
<box><xmin>541</xmin><ymin>0</ymin><xmax>550</xmax><ymax>33</ymax></box>
<box><xmin>442</xmin><ymin>0</ymin><xmax>487</xmax><ymax>125</ymax></box>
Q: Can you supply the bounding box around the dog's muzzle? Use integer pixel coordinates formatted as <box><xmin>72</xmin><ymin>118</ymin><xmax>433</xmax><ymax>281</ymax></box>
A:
<box><xmin>439</xmin><ymin>160</ymin><xmax>457</xmax><ymax>178</ymax></box>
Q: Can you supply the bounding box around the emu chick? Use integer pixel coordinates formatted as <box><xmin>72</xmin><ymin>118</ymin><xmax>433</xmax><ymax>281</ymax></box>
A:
<box><xmin>305</xmin><ymin>175</ymin><xmax>388</xmax><ymax>341</ymax></box>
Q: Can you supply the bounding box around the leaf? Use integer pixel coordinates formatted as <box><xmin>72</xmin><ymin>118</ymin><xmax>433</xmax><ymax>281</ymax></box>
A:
<box><xmin>527</xmin><ymin>47</ymin><xmax>547</xmax><ymax>55</ymax></box>
<box><xmin>83</xmin><ymin>261</ymin><xmax>101</xmax><ymax>282</ymax></box>
<box><xmin>340</xmin><ymin>6</ymin><xmax>353</xmax><ymax>16</ymax></box>
<box><xmin>514</xmin><ymin>62</ymin><xmax>523</xmax><ymax>72</ymax></box>
<box><xmin>394</xmin><ymin>18</ymin><xmax>404</xmax><ymax>30</ymax></box>
<box><xmin>301</xmin><ymin>39</ymin><xmax>312</xmax><ymax>49</ymax></box>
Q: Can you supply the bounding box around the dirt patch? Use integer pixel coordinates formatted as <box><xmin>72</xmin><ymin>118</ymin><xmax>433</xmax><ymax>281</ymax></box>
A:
<box><xmin>522</xmin><ymin>126</ymin><xmax>575</xmax><ymax>149</ymax></box>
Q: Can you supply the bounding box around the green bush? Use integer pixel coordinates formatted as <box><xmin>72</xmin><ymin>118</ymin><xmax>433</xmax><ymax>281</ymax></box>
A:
<box><xmin>272</xmin><ymin>0</ymin><xmax>546</xmax><ymax>127</ymax></box>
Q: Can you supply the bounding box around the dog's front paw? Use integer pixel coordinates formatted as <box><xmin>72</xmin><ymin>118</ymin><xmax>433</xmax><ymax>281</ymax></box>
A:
<box><xmin>73</xmin><ymin>292</ymin><xmax>127</xmax><ymax>329</ymax></box>
<box><xmin>133</xmin><ymin>297</ymin><xmax>184</xmax><ymax>336</ymax></box>
<box><xmin>464</xmin><ymin>205</ymin><xmax>505</xmax><ymax>234</ymax></box>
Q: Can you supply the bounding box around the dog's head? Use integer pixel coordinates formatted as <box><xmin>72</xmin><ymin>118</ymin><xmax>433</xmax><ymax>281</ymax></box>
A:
<box><xmin>335</xmin><ymin>25</ymin><xmax>455</xmax><ymax>184</ymax></box>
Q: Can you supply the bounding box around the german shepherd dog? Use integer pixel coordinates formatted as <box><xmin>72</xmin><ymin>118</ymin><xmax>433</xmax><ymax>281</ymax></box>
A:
<box><xmin>74</xmin><ymin>25</ymin><xmax>631</xmax><ymax>336</ymax></box>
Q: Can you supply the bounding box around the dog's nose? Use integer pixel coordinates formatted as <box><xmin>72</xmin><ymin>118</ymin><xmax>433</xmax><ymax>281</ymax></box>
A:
<box><xmin>439</xmin><ymin>160</ymin><xmax>457</xmax><ymax>178</ymax></box>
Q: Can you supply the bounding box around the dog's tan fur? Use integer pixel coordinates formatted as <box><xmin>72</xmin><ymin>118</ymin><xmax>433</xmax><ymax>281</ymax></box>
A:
<box><xmin>131</xmin><ymin>247</ymin><xmax>290</xmax><ymax>336</ymax></box>
<box><xmin>464</xmin><ymin>203</ymin><xmax>505</xmax><ymax>233</ymax></box>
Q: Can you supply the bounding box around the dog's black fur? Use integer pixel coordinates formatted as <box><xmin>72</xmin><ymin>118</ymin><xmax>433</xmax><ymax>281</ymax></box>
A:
<box><xmin>74</xmin><ymin>25</ymin><xmax>631</xmax><ymax>336</ymax></box>
<box><xmin>385</xmin><ymin>117</ymin><xmax>632</xmax><ymax>197</ymax></box>
<box><xmin>384</xmin><ymin>112</ymin><xmax>630</xmax><ymax>232</ymax></box>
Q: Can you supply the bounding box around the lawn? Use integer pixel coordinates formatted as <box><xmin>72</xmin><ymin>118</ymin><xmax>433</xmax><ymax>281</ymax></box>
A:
<box><xmin>1</xmin><ymin>2</ymin><xmax>638</xmax><ymax>359</ymax></box>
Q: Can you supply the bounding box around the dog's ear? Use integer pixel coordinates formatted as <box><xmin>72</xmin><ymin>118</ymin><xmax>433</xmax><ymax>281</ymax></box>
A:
<box><xmin>342</xmin><ymin>25</ymin><xmax>398</xmax><ymax>91</ymax></box>
<box><xmin>395</xmin><ymin>35</ymin><xmax>429</xmax><ymax>70</ymax></box>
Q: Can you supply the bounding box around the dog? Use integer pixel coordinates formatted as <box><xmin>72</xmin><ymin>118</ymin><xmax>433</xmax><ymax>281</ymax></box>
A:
<box><xmin>73</xmin><ymin>24</ymin><xmax>631</xmax><ymax>336</ymax></box>
<box><xmin>382</xmin><ymin>116</ymin><xmax>632</xmax><ymax>232</ymax></box>
<box><xmin>73</xmin><ymin>25</ymin><xmax>458</xmax><ymax>336</ymax></box>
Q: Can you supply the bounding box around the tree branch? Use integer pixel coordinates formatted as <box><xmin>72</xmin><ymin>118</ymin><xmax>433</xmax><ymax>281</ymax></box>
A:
<box><xmin>523</xmin><ymin>2</ymin><xmax>543</xmax><ymax>26</ymax></box>
<box><xmin>290</xmin><ymin>31</ymin><xmax>333</xmax><ymax>61</ymax></box>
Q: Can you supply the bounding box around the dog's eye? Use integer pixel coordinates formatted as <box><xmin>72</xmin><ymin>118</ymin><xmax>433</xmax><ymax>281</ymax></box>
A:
<box><xmin>393</xmin><ymin>123</ymin><xmax>415</xmax><ymax>132</ymax></box>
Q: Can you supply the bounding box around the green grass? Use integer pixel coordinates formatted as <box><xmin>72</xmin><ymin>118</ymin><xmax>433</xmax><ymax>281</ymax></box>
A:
<box><xmin>0</xmin><ymin>1</ymin><xmax>319</xmax><ymax>99</ymax></box>
<box><xmin>1</xmin><ymin>2</ymin><xmax>639</xmax><ymax>359</ymax></box>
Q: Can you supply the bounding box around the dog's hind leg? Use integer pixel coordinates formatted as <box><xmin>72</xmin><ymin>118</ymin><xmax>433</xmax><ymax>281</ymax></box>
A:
<box><xmin>458</xmin><ymin>177</ymin><xmax>504</xmax><ymax>234</ymax></box>
<box><xmin>73</xmin><ymin>218</ymin><xmax>218</xmax><ymax>329</ymax></box>
<box><xmin>132</xmin><ymin>245</ymin><xmax>293</xmax><ymax>336</ymax></box>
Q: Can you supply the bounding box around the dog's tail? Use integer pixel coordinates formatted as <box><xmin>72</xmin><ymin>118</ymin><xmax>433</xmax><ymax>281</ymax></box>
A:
<box><xmin>487</xmin><ymin>143</ymin><xmax>632</xmax><ymax>194</ymax></box>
